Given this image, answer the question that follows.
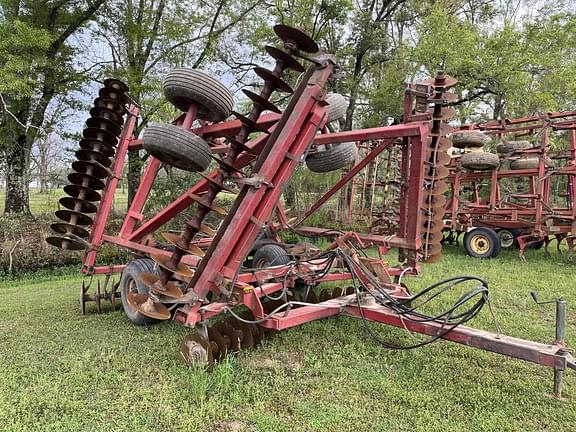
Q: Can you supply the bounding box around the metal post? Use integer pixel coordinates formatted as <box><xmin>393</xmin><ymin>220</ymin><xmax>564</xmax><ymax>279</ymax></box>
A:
<box><xmin>553</xmin><ymin>298</ymin><xmax>567</xmax><ymax>398</ymax></box>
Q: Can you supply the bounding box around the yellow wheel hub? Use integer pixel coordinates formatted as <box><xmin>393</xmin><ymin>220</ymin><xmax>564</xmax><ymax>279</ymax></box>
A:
<box><xmin>470</xmin><ymin>234</ymin><xmax>491</xmax><ymax>255</ymax></box>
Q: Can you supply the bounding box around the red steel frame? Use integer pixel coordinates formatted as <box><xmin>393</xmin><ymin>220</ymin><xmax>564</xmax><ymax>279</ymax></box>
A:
<box><xmin>76</xmin><ymin>63</ymin><xmax>576</xmax><ymax>395</ymax></box>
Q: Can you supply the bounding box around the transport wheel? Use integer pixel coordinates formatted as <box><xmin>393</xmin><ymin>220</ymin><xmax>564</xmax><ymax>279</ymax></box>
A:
<box><xmin>464</xmin><ymin>227</ymin><xmax>501</xmax><ymax>259</ymax></box>
<box><xmin>143</xmin><ymin>123</ymin><xmax>211</xmax><ymax>172</ymax></box>
<box><xmin>497</xmin><ymin>228</ymin><xmax>521</xmax><ymax>249</ymax></box>
<box><xmin>325</xmin><ymin>93</ymin><xmax>347</xmax><ymax>123</ymax></box>
<box><xmin>460</xmin><ymin>151</ymin><xmax>500</xmax><ymax>170</ymax></box>
<box><xmin>496</xmin><ymin>140</ymin><xmax>531</xmax><ymax>154</ymax></box>
<box><xmin>510</xmin><ymin>157</ymin><xmax>540</xmax><ymax>170</ymax></box>
<box><xmin>163</xmin><ymin>68</ymin><xmax>234</xmax><ymax>122</ymax></box>
<box><xmin>120</xmin><ymin>258</ymin><xmax>162</xmax><ymax>326</ymax></box>
<box><xmin>253</xmin><ymin>244</ymin><xmax>291</xmax><ymax>268</ymax></box>
<box><xmin>451</xmin><ymin>130</ymin><xmax>490</xmax><ymax>149</ymax></box>
<box><xmin>306</xmin><ymin>142</ymin><xmax>357</xmax><ymax>173</ymax></box>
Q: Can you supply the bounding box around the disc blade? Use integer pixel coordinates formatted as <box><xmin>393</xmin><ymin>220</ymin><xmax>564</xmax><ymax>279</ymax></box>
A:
<box><xmin>127</xmin><ymin>292</ymin><xmax>171</xmax><ymax>320</ymax></box>
<box><xmin>426</xmin><ymin>150</ymin><xmax>451</xmax><ymax>166</ymax></box>
<box><xmin>103</xmin><ymin>78</ymin><xmax>129</xmax><ymax>93</ymax></box>
<box><xmin>265</xmin><ymin>46</ymin><xmax>305</xmax><ymax>72</ymax></box>
<box><xmin>421</xmin><ymin>76</ymin><xmax>458</xmax><ymax>89</ymax></box>
<box><xmin>229</xmin><ymin>318</ymin><xmax>254</xmax><ymax>349</ymax></box>
<box><xmin>59</xmin><ymin>196</ymin><xmax>98</xmax><ymax>214</ymax></box>
<box><xmin>50</xmin><ymin>222</ymin><xmax>89</xmax><ymax>238</ymax></box>
<box><xmin>99</xmin><ymin>87</ymin><xmax>129</xmax><ymax>105</ymax></box>
<box><xmin>180</xmin><ymin>332</ymin><xmax>213</xmax><ymax>367</ymax></box>
<box><xmin>85</xmin><ymin>117</ymin><xmax>121</xmax><ymax>136</ymax></box>
<box><xmin>429</xmin><ymin>123</ymin><xmax>455</xmax><ymax>137</ymax></box>
<box><xmin>83</xmin><ymin>127</ymin><xmax>118</xmax><ymax>146</ymax></box>
<box><xmin>72</xmin><ymin>160</ymin><xmax>110</xmax><ymax>179</ymax></box>
<box><xmin>432</xmin><ymin>107</ymin><xmax>456</xmax><ymax>121</ymax></box>
<box><xmin>139</xmin><ymin>272</ymin><xmax>184</xmax><ymax>299</ymax></box>
<box><xmin>93</xmin><ymin>97</ymin><xmax>124</xmax><ymax>114</ymax></box>
<box><xmin>424</xmin><ymin>165</ymin><xmax>450</xmax><ymax>180</ymax></box>
<box><xmin>208</xmin><ymin>326</ymin><xmax>228</xmax><ymax>361</ymax></box>
<box><xmin>424</xmin><ymin>180</ymin><xmax>449</xmax><ymax>196</ymax></box>
<box><xmin>199</xmin><ymin>224</ymin><xmax>216</xmax><ymax>236</ymax></box>
<box><xmin>63</xmin><ymin>184</ymin><xmax>101</xmax><ymax>202</ymax></box>
<box><xmin>273</xmin><ymin>24</ymin><xmax>319</xmax><ymax>53</ymax></box>
<box><xmin>75</xmin><ymin>149</ymin><xmax>112</xmax><ymax>167</ymax></box>
<box><xmin>161</xmin><ymin>232</ymin><xmax>205</xmax><ymax>257</ymax></box>
<box><xmin>150</xmin><ymin>253</ymin><xmax>195</xmax><ymax>278</ymax></box>
<box><xmin>242</xmin><ymin>89</ymin><xmax>282</xmax><ymax>114</ymax></box>
<box><xmin>89</xmin><ymin>106</ymin><xmax>123</xmax><ymax>124</ymax></box>
<box><xmin>79</xmin><ymin>138</ymin><xmax>116</xmax><ymax>157</ymax></box>
<box><xmin>55</xmin><ymin>209</ymin><xmax>93</xmax><ymax>226</ymax></box>
<box><xmin>253</xmin><ymin>67</ymin><xmax>293</xmax><ymax>93</ymax></box>
<box><xmin>67</xmin><ymin>172</ymin><xmax>106</xmax><ymax>190</ymax></box>
<box><xmin>45</xmin><ymin>236</ymin><xmax>86</xmax><ymax>250</ymax></box>
<box><xmin>213</xmin><ymin>321</ymin><xmax>241</xmax><ymax>352</ymax></box>
<box><xmin>428</xmin><ymin>137</ymin><xmax>453</xmax><ymax>152</ymax></box>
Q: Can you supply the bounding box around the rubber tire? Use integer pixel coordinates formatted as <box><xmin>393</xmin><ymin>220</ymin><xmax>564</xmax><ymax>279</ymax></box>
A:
<box><xmin>460</xmin><ymin>151</ymin><xmax>500</xmax><ymax>170</ymax></box>
<box><xmin>510</xmin><ymin>157</ymin><xmax>539</xmax><ymax>170</ymax></box>
<box><xmin>163</xmin><ymin>68</ymin><xmax>233</xmax><ymax>122</ymax></box>
<box><xmin>497</xmin><ymin>228</ymin><xmax>521</xmax><ymax>249</ymax></box>
<box><xmin>253</xmin><ymin>244</ymin><xmax>290</xmax><ymax>268</ymax></box>
<box><xmin>120</xmin><ymin>258</ymin><xmax>161</xmax><ymax>326</ymax></box>
<box><xmin>143</xmin><ymin>123</ymin><xmax>211</xmax><ymax>172</ymax></box>
<box><xmin>306</xmin><ymin>142</ymin><xmax>357</xmax><ymax>173</ymax></box>
<box><xmin>325</xmin><ymin>93</ymin><xmax>347</xmax><ymax>123</ymax></box>
<box><xmin>451</xmin><ymin>131</ymin><xmax>491</xmax><ymax>149</ymax></box>
<box><xmin>464</xmin><ymin>227</ymin><xmax>501</xmax><ymax>259</ymax></box>
<box><xmin>496</xmin><ymin>140</ymin><xmax>531</xmax><ymax>154</ymax></box>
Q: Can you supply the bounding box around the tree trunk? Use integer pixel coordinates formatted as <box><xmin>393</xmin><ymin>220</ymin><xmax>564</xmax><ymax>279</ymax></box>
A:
<box><xmin>4</xmin><ymin>133</ymin><xmax>31</xmax><ymax>214</ymax></box>
<box><xmin>127</xmin><ymin>150</ymin><xmax>143</xmax><ymax>208</ymax></box>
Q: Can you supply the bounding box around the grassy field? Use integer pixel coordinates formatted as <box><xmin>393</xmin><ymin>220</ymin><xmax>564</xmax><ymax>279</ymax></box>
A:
<box><xmin>0</xmin><ymin>245</ymin><xmax>575</xmax><ymax>431</ymax></box>
<box><xmin>0</xmin><ymin>188</ymin><xmax>129</xmax><ymax>215</ymax></box>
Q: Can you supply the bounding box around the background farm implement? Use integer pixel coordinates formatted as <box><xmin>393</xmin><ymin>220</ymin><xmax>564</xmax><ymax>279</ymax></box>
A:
<box><xmin>47</xmin><ymin>25</ymin><xmax>576</xmax><ymax>397</ymax></box>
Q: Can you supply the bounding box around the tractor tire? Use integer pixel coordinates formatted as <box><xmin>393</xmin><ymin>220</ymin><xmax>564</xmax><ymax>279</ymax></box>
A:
<box><xmin>510</xmin><ymin>157</ymin><xmax>540</xmax><ymax>170</ymax></box>
<box><xmin>163</xmin><ymin>68</ymin><xmax>233</xmax><ymax>122</ymax></box>
<box><xmin>451</xmin><ymin>130</ymin><xmax>491</xmax><ymax>149</ymax></box>
<box><xmin>460</xmin><ymin>151</ymin><xmax>500</xmax><ymax>170</ymax></box>
<box><xmin>253</xmin><ymin>244</ymin><xmax>290</xmax><ymax>268</ymax></box>
<box><xmin>496</xmin><ymin>140</ymin><xmax>531</xmax><ymax>154</ymax></box>
<box><xmin>463</xmin><ymin>227</ymin><xmax>501</xmax><ymax>259</ymax></box>
<box><xmin>497</xmin><ymin>228</ymin><xmax>522</xmax><ymax>249</ymax></box>
<box><xmin>143</xmin><ymin>123</ymin><xmax>211</xmax><ymax>172</ymax></box>
<box><xmin>306</xmin><ymin>142</ymin><xmax>357</xmax><ymax>173</ymax></box>
<box><xmin>325</xmin><ymin>93</ymin><xmax>347</xmax><ymax>123</ymax></box>
<box><xmin>120</xmin><ymin>258</ymin><xmax>161</xmax><ymax>326</ymax></box>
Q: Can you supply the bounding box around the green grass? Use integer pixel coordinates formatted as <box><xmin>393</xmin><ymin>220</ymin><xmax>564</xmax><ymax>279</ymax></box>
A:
<box><xmin>1</xmin><ymin>246</ymin><xmax>575</xmax><ymax>431</ymax></box>
<box><xmin>0</xmin><ymin>188</ymin><xmax>128</xmax><ymax>215</ymax></box>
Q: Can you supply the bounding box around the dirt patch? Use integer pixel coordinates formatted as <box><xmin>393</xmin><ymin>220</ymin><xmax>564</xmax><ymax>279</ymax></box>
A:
<box><xmin>213</xmin><ymin>420</ymin><xmax>254</xmax><ymax>432</ymax></box>
<box><xmin>247</xmin><ymin>350</ymin><xmax>304</xmax><ymax>372</ymax></box>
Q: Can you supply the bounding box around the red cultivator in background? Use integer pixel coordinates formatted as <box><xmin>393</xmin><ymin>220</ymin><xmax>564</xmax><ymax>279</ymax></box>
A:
<box><xmin>47</xmin><ymin>25</ymin><xmax>575</xmax><ymax>397</ymax></box>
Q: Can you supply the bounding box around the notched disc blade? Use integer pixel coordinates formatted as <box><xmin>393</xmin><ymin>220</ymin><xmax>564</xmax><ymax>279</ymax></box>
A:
<box><xmin>253</xmin><ymin>67</ymin><xmax>293</xmax><ymax>93</ymax></box>
<box><xmin>265</xmin><ymin>46</ymin><xmax>305</xmax><ymax>72</ymax></box>
<box><xmin>427</xmin><ymin>150</ymin><xmax>451</xmax><ymax>166</ymax></box>
<box><xmin>420</xmin><ymin>242</ymin><xmax>442</xmax><ymax>256</ymax></box>
<box><xmin>45</xmin><ymin>236</ymin><xmax>86</xmax><ymax>250</ymax></box>
<box><xmin>55</xmin><ymin>209</ymin><xmax>93</xmax><ymax>226</ymax></box>
<box><xmin>423</xmin><ymin>194</ymin><xmax>447</xmax><ymax>208</ymax></box>
<box><xmin>150</xmin><ymin>253</ymin><xmax>195</xmax><ymax>278</ymax></box>
<box><xmin>319</xmin><ymin>289</ymin><xmax>332</xmax><ymax>302</ymax></box>
<box><xmin>421</xmin><ymin>252</ymin><xmax>443</xmax><ymax>263</ymax></box>
<box><xmin>307</xmin><ymin>291</ymin><xmax>319</xmax><ymax>303</ymax></box>
<box><xmin>59</xmin><ymin>196</ymin><xmax>98</xmax><ymax>214</ymax></box>
<box><xmin>425</xmin><ymin>180</ymin><xmax>449</xmax><ymax>196</ymax></box>
<box><xmin>424</xmin><ymin>165</ymin><xmax>450</xmax><ymax>180</ymax></box>
<box><xmin>428</xmin><ymin>137</ymin><xmax>453</xmax><ymax>152</ymax></box>
<box><xmin>273</xmin><ymin>24</ymin><xmax>319</xmax><ymax>53</ymax></box>
<box><xmin>50</xmin><ymin>222</ymin><xmax>89</xmax><ymax>238</ymax></box>
<box><xmin>180</xmin><ymin>333</ymin><xmax>213</xmax><ymax>368</ymax></box>
<box><xmin>127</xmin><ymin>292</ymin><xmax>171</xmax><ymax>320</ymax></box>
<box><xmin>64</xmin><ymin>184</ymin><xmax>101</xmax><ymax>202</ymax></box>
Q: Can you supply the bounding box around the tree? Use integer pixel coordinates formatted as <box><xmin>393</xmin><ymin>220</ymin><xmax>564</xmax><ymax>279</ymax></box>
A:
<box><xmin>0</xmin><ymin>0</ymin><xmax>106</xmax><ymax>214</ymax></box>
<box><xmin>94</xmin><ymin>0</ymin><xmax>262</xmax><ymax>207</ymax></box>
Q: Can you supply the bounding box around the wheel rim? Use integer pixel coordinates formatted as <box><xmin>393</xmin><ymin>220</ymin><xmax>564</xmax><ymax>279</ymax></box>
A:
<box><xmin>498</xmin><ymin>230</ymin><xmax>514</xmax><ymax>248</ymax></box>
<box><xmin>470</xmin><ymin>234</ymin><xmax>491</xmax><ymax>255</ymax></box>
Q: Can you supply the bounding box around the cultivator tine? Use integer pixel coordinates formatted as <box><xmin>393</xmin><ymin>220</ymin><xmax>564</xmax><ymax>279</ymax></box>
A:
<box><xmin>419</xmin><ymin>72</ymin><xmax>457</xmax><ymax>263</ymax></box>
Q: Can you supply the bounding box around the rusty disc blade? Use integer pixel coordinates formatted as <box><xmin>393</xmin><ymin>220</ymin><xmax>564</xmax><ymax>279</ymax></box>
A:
<box><xmin>199</xmin><ymin>224</ymin><xmax>216</xmax><ymax>237</ymax></box>
<box><xmin>429</xmin><ymin>123</ymin><xmax>455</xmax><ymax>137</ymax></box>
<box><xmin>79</xmin><ymin>138</ymin><xmax>116</xmax><ymax>158</ymax></box>
<box><xmin>103</xmin><ymin>78</ymin><xmax>129</xmax><ymax>93</ymax></box>
<box><xmin>50</xmin><ymin>222</ymin><xmax>90</xmax><ymax>238</ymax></box>
<box><xmin>89</xmin><ymin>106</ymin><xmax>123</xmax><ymax>125</ymax></box>
<box><xmin>228</xmin><ymin>318</ymin><xmax>254</xmax><ymax>349</ymax></box>
<box><xmin>127</xmin><ymin>292</ymin><xmax>171</xmax><ymax>320</ymax></box>
<box><xmin>424</xmin><ymin>165</ymin><xmax>450</xmax><ymax>180</ymax></box>
<box><xmin>422</xmin><ymin>230</ymin><xmax>444</xmax><ymax>244</ymax></box>
<box><xmin>273</xmin><ymin>24</ymin><xmax>319</xmax><ymax>53</ymax></box>
<box><xmin>63</xmin><ymin>184</ymin><xmax>101</xmax><ymax>202</ymax></box>
<box><xmin>86</xmin><ymin>117</ymin><xmax>121</xmax><ymax>136</ymax></box>
<box><xmin>319</xmin><ymin>289</ymin><xmax>332</xmax><ymax>302</ymax></box>
<box><xmin>198</xmin><ymin>172</ymin><xmax>237</xmax><ymax>194</ymax></box>
<box><xmin>72</xmin><ymin>160</ymin><xmax>110</xmax><ymax>179</ymax></box>
<box><xmin>55</xmin><ymin>209</ymin><xmax>93</xmax><ymax>226</ymax></box>
<box><xmin>428</xmin><ymin>92</ymin><xmax>458</xmax><ymax>104</ymax></box>
<box><xmin>242</xmin><ymin>89</ymin><xmax>282</xmax><ymax>114</ymax></box>
<box><xmin>213</xmin><ymin>321</ymin><xmax>242</xmax><ymax>352</ymax></box>
<box><xmin>188</xmin><ymin>193</ymin><xmax>227</xmax><ymax>216</ymax></box>
<box><xmin>421</xmin><ymin>252</ymin><xmax>443</xmax><ymax>263</ymax></box>
<box><xmin>161</xmin><ymin>232</ymin><xmax>205</xmax><ymax>257</ymax></box>
<box><xmin>422</xmin><ymin>76</ymin><xmax>458</xmax><ymax>89</ymax></box>
<box><xmin>264</xmin><ymin>46</ymin><xmax>305</xmax><ymax>72</ymax></box>
<box><xmin>420</xmin><ymin>241</ymin><xmax>442</xmax><ymax>256</ymax></box>
<box><xmin>424</xmin><ymin>180</ymin><xmax>449</xmax><ymax>196</ymax></box>
<box><xmin>231</xmin><ymin>110</ymin><xmax>273</xmax><ymax>134</ymax></box>
<box><xmin>139</xmin><ymin>272</ymin><xmax>184</xmax><ymax>299</ymax></box>
<box><xmin>93</xmin><ymin>96</ymin><xmax>124</xmax><ymax>114</ymax></box>
<box><xmin>46</xmin><ymin>236</ymin><xmax>86</xmax><ymax>250</ymax></box>
<box><xmin>432</xmin><ymin>107</ymin><xmax>456</xmax><ymax>121</ymax></box>
<box><xmin>423</xmin><ymin>193</ymin><xmax>447</xmax><ymax>208</ymax></box>
<box><xmin>208</xmin><ymin>326</ymin><xmax>227</xmax><ymax>361</ymax></box>
<box><xmin>426</xmin><ymin>150</ymin><xmax>451</xmax><ymax>166</ymax></box>
<box><xmin>150</xmin><ymin>253</ymin><xmax>195</xmax><ymax>278</ymax></box>
<box><xmin>59</xmin><ymin>196</ymin><xmax>98</xmax><ymax>214</ymax></box>
<box><xmin>83</xmin><ymin>127</ymin><xmax>119</xmax><ymax>146</ymax></box>
<box><xmin>253</xmin><ymin>67</ymin><xmax>293</xmax><ymax>93</ymax></box>
<box><xmin>180</xmin><ymin>332</ymin><xmax>213</xmax><ymax>367</ymax></box>
<box><xmin>68</xmin><ymin>171</ymin><xmax>106</xmax><ymax>191</ymax></box>
<box><xmin>345</xmin><ymin>286</ymin><xmax>355</xmax><ymax>295</ymax></box>
<box><xmin>428</xmin><ymin>136</ymin><xmax>453</xmax><ymax>152</ymax></box>
<box><xmin>99</xmin><ymin>87</ymin><xmax>129</xmax><ymax>105</ymax></box>
<box><xmin>306</xmin><ymin>290</ymin><xmax>319</xmax><ymax>303</ymax></box>
<box><xmin>75</xmin><ymin>149</ymin><xmax>112</xmax><ymax>167</ymax></box>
